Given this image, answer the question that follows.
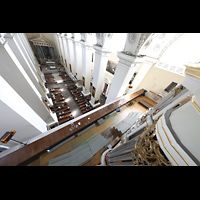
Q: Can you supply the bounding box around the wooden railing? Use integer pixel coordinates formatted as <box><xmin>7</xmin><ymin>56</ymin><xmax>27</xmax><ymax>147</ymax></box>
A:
<box><xmin>0</xmin><ymin>89</ymin><xmax>145</xmax><ymax>166</ymax></box>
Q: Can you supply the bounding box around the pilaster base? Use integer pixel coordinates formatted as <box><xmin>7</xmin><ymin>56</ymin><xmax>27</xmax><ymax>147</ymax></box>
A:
<box><xmin>89</xmin><ymin>100</ymin><xmax>101</xmax><ymax>108</ymax></box>
<box><xmin>75</xmin><ymin>81</ymin><xmax>83</xmax><ymax>88</ymax></box>
<box><xmin>81</xmin><ymin>90</ymin><xmax>90</xmax><ymax>97</ymax></box>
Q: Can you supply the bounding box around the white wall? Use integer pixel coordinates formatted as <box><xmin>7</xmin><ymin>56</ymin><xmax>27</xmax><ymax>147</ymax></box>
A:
<box><xmin>136</xmin><ymin>65</ymin><xmax>185</xmax><ymax>94</ymax></box>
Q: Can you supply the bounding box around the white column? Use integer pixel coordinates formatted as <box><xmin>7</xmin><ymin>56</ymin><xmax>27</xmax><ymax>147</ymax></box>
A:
<box><xmin>129</xmin><ymin>58</ymin><xmax>157</xmax><ymax>92</ymax></box>
<box><xmin>52</xmin><ymin>34</ymin><xmax>59</xmax><ymax>64</ymax></box>
<box><xmin>58</xmin><ymin>34</ymin><xmax>65</xmax><ymax>65</ymax></box>
<box><xmin>68</xmin><ymin>37</ymin><xmax>76</xmax><ymax>75</ymax></box>
<box><xmin>54</xmin><ymin>33</ymin><xmax>62</xmax><ymax>64</ymax></box>
<box><xmin>63</xmin><ymin>35</ymin><xmax>71</xmax><ymax>71</ymax></box>
<box><xmin>60</xmin><ymin>35</ymin><xmax>67</xmax><ymax>69</ymax></box>
<box><xmin>5</xmin><ymin>34</ymin><xmax>53</xmax><ymax>107</ymax></box>
<box><xmin>61</xmin><ymin>35</ymin><xmax>69</xmax><ymax>69</ymax></box>
<box><xmin>90</xmin><ymin>45</ymin><xmax>111</xmax><ymax>107</ymax></box>
<box><xmin>0</xmin><ymin>36</ymin><xmax>57</xmax><ymax>124</ymax></box>
<box><xmin>15</xmin><ymin>34</ymin><xmax>47</xmax><ymax>89</ymax></box>
<box><xmin>72</xmin><ymin>38</ymin><xmax>78</xmax><ymax>78</ymax></box>
<box><xmin>81</xmin><ymin>41</ymin><xmax>93</xmax><ymax>96</ymax></box>
<box><xmin>74</xmin><ymin>40</ymin><xmax>82</xmax><ymax>81</ymax></box>
<box><xmin>4</xmin><ymin>34</ymin><xmax>44</xmax><ymax>97</ymax></box>
<box><xmin>15</xmin><ymin>34</ymin><xmax>38</xmax><ymax>76</ymax></box>
<box><xmin>105</xmin><ymin>33</ymin><xmax>146</xmax><ymax>104</ymax></box>
<box><xmin>18</xmin><ymin>33</ymin><xmax>36</xmax><ymax>66</ymax></box>
<box><xmin>105</xmin><ymin>52</ymin><xmax>136</xmax><ymax>104</ymax></box>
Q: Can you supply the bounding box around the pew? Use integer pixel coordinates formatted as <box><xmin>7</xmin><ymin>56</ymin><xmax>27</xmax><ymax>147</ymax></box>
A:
<box><xmin>59</xmin><ymin>116</ymin><xmax>74</xmax><ymax>124</ymax></box>
<box><xmin>57</xmin><ymin>108</ymin><xmax>70</xmax><ymax>114</ymax></box>
<box><xmin>77</xmin><ymin>101</ymin><xmax>88</xmax><ymax>106</ymax></box>
<box><xmin>56</xmin><ymin>108</ymin><xmax>70</xmax><ymax>114</ymax></box>
<box><xmin>59</xmin><ymin>112</ymin><xmax>73</xmax><ymax>119</ymax></box>
<box><xmin>79</xmin><ymin>103</ymin><xmax>90</xmax><ymax>108</ymax></box>
<box><xmin>57</xmin><ymin>110</ymin><xmax>71</xmax><ymax>116</ymax></box>
<box><xmin>52</xmin><ymin>95</ymin><xmax>64</xmax><ymax>99</ymax></box>
<box><xmin>81</xmin><ymin>108</ymin><xmax>92</xmax><ymax>114</ymax></box>
<box><xmin>76</xmin><ymin>98</ymin><xmax>87</xmax><ymax>102</ymax></box>
<box><xmin>50</xmin><ymin>87</ymin><xmax>61</xmax><ymax>91</ymax></box>
<box><xmin>56</xmin><ymin>105</ymin><xmax>69</xmax><ymax>111</ymax></box>
<box><xmin>53</xmin><ymin>97</ymin><xmax>65</xmax><ymax>102</ymax></box>
<box><xmin>55</xmin><ymin>102</ymin><xmax>67</xmax><ymax>108</ymax></box>
<box><xmin>54</xmin><ymin>100</ymin><xmax>66</xmax><ymax>104</ymax></box>
<box><xmin>74</xmin><ymin>97</ymin><xmax>85</xmax><ymax>102</ymax></box>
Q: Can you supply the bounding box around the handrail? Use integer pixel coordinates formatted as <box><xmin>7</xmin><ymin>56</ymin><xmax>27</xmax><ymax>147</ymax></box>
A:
<box><xmin>0</xmin><ymin>89</ymin><xmax>145</xmax><ymax>166</ymax></box>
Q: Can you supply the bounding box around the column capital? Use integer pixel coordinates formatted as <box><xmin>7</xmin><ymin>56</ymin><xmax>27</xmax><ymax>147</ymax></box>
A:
<box><xmin>117</xmin><ymin>51</ymin><xmax>136</xmax><ymax>66</ymax></box>
<box><xmin>80</xmin><ymin>40</ymin><xmax>93</xmax><ymax>49</ymax></box>
<box><xmin>93</xmin><ymin>44</ymin><xmax>111</xmax><ymax>56</ymax></box>
<box><xmin>73</xmin><ymin>39</ymin><xmax>81</xmax><ymax>46</ymax></box>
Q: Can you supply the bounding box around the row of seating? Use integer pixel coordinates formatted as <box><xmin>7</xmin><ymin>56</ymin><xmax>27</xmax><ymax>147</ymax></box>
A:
<box><xmin>68</xmin><ymin>85</ymin><xmax>93</xmax><ymax>114</ymax></box>
<box><xmin>49</xmin><ymin>87</ymin><xmax>74</xmax><ymax>125</ymax></box>
<box><xmin>57</xmin><ymin>66</ymin><xmax>65</xmax><ymax>72</ymax></box>
<box><xmin>59</xmin><ymin>71</ymin><xmax>74</xmax><ymax>83</ymax></box>
<box><xmin>44</xmin><ymin>73</ymin><xmax>57</xmax><ymax>85</ymax></box>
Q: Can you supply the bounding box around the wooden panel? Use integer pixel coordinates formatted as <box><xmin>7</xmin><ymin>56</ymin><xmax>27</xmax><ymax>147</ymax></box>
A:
<box><xmin>0</xmin><ymin>89</ymin><xmax>144</xmax><ymax>166</ymax></box>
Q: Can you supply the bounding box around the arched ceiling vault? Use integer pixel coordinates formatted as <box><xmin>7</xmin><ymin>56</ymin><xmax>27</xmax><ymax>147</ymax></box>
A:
<box><xmin>139</xmin><ymin>33</ymin><xmax>182</xmax><ymax>59</ymax></box>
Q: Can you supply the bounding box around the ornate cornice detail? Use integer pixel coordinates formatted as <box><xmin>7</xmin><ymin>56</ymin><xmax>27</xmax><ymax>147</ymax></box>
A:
<box><xmin>128</xmin><ymin>33</ymin><xmax>137</xmax><ymax>43</ymax></box>
<box><xmin>95</xmin><ymin>33</ymin><xmax>107</xmax><ymax>47</ymax></box>
<box><xmin>96</xmin><ymin>33</ymin><xmax>100</xmax><ymax>39</ymax></box>
<box><xmin>135</xmin><ymin>33</ymin><xmax>151</xmax><ymax>55</ymax></box>
<box><xmin>107</xmin><ymin>33</ymin><xmax>113</xmax><ymax>39</ymax></box>
<box><xmin>80</xmin><ymin>33</ymin><xmax>87</xmax><ymax>42</ymax></box>
<box><xmin>155</xmin><ymin>61</ymin><xmax>185</xmax><ymax>76</ymax></box>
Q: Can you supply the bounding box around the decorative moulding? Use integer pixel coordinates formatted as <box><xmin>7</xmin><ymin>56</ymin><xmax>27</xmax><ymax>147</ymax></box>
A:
<box><xmin>155</xmin><ymin>61</ymin><xmax>185</xmax><ymax>76</ymax></box>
